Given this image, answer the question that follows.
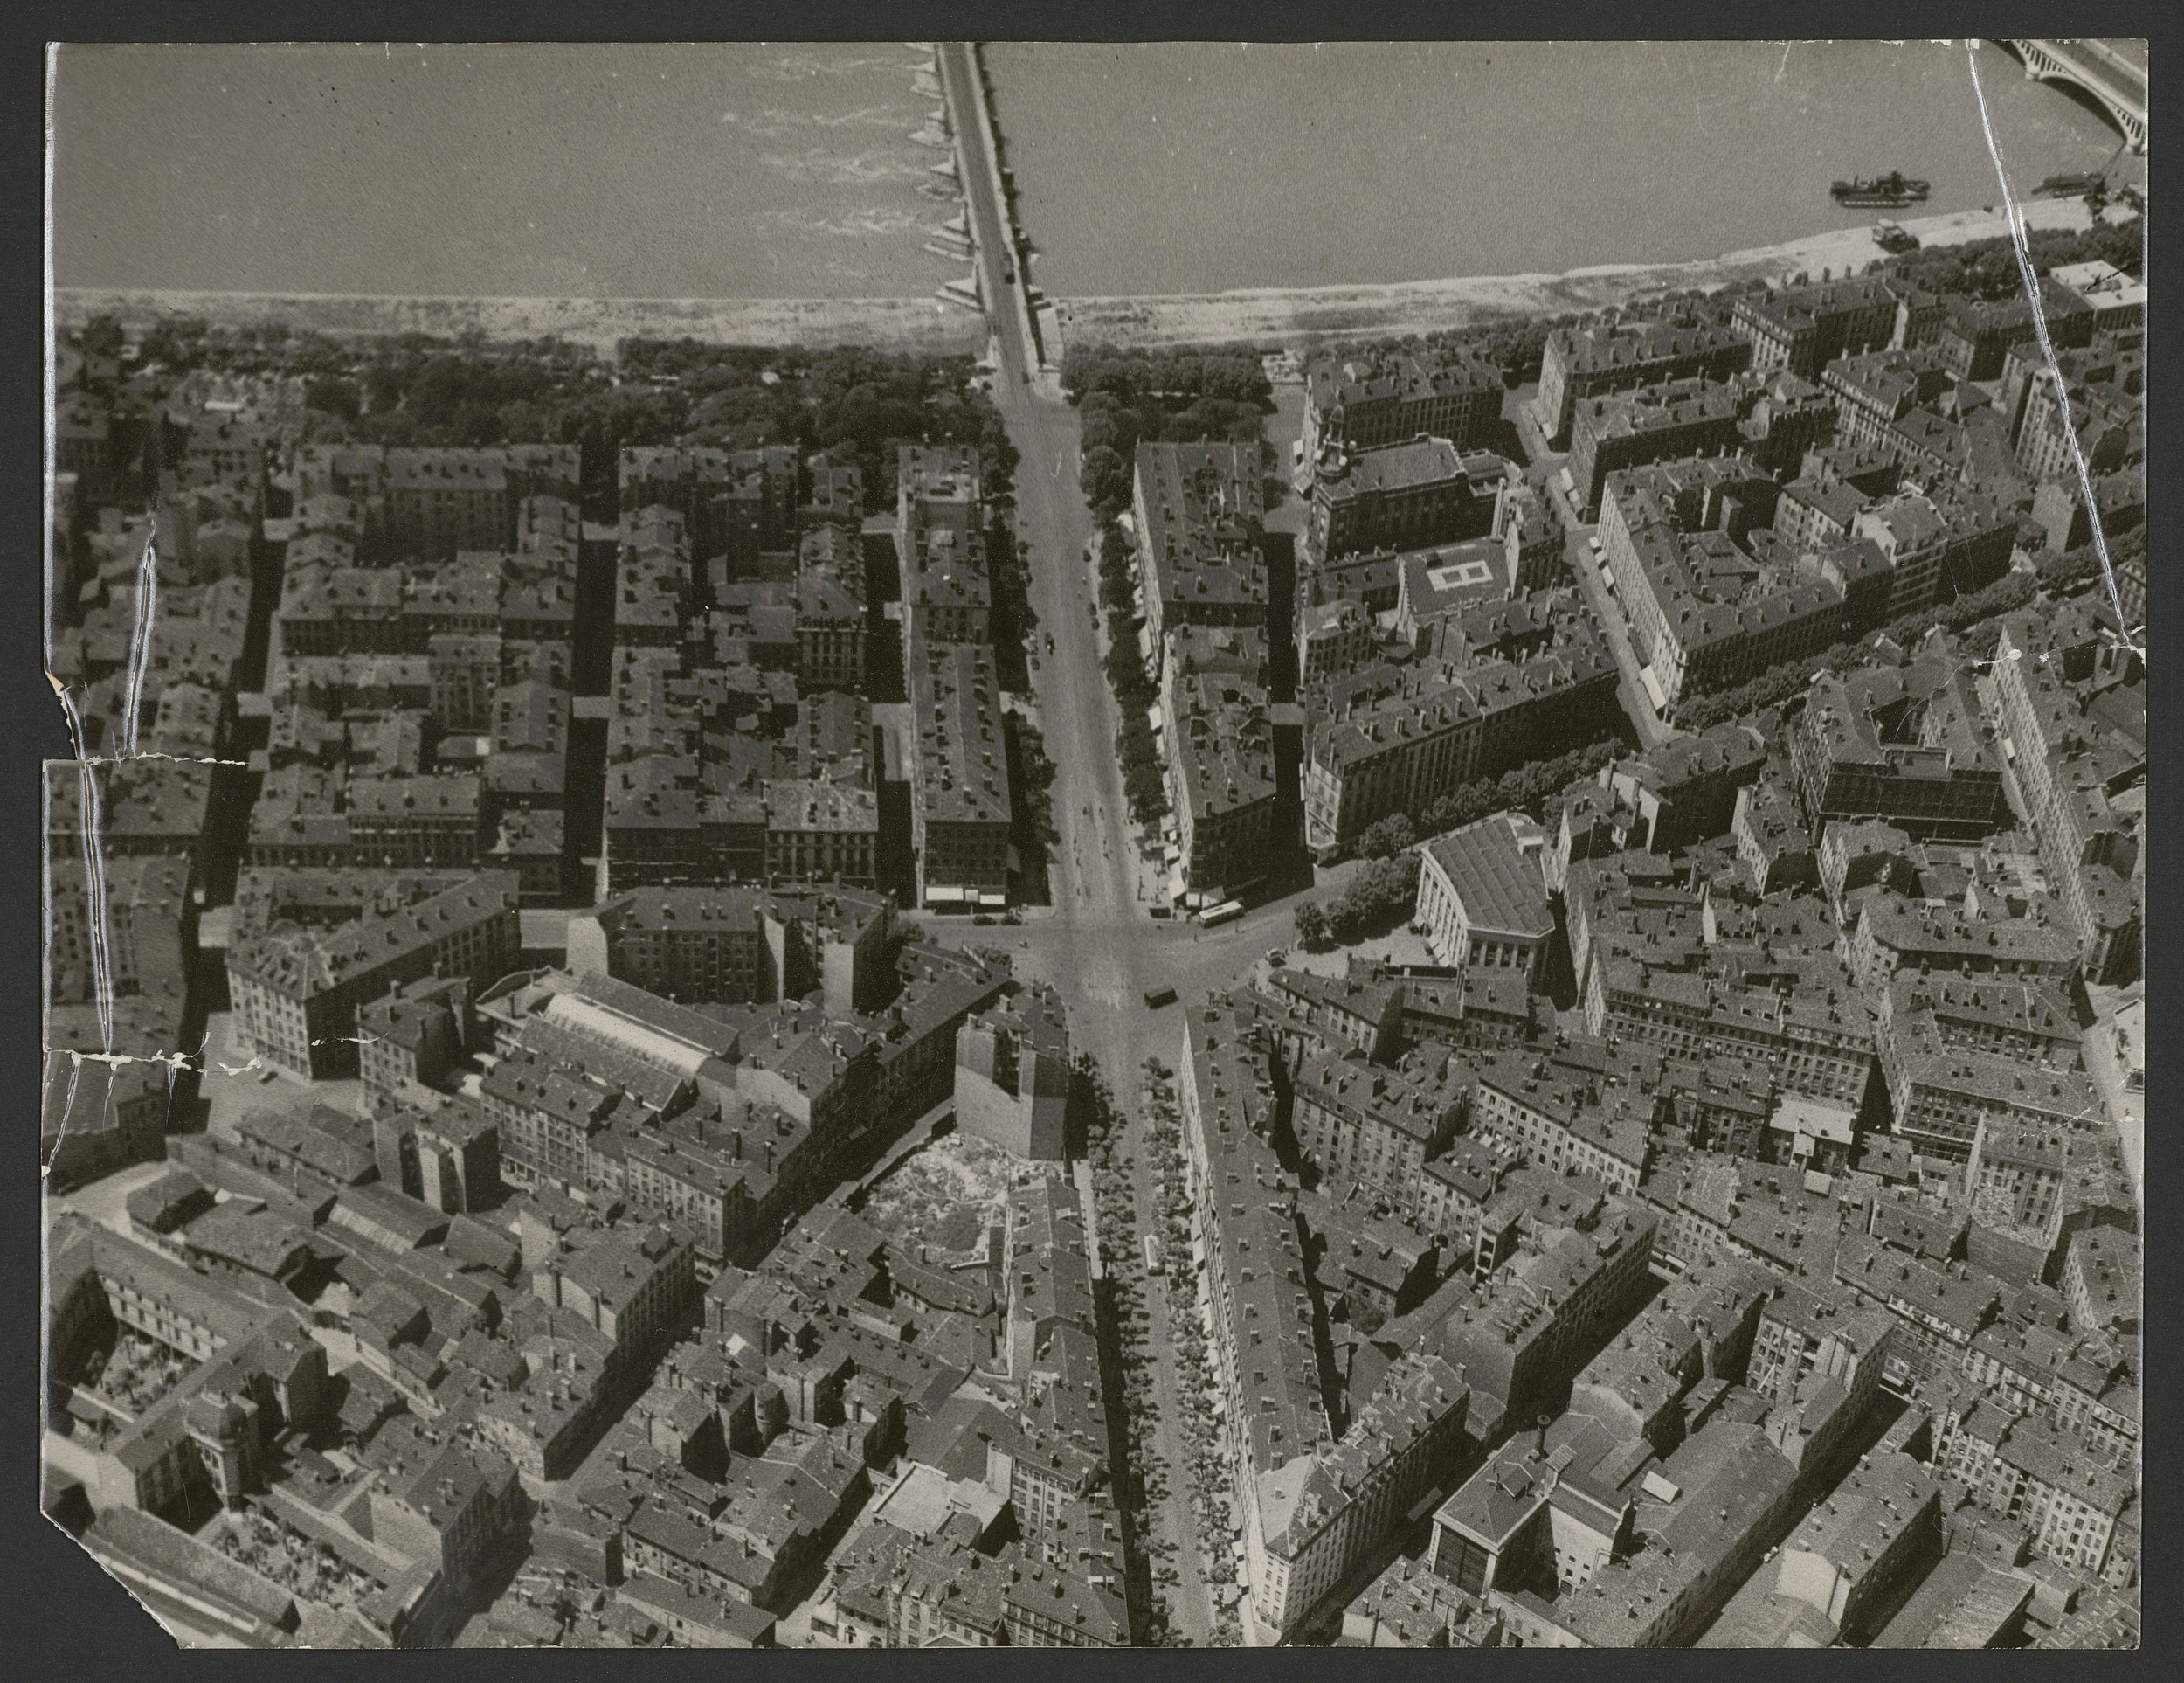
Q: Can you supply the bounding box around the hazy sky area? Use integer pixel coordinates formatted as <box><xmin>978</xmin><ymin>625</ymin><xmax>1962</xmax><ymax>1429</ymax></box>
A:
<box><xmin>50</xmin><ymin>39</ymin><xmax>2141</xmax><ymax>300</ymax></box>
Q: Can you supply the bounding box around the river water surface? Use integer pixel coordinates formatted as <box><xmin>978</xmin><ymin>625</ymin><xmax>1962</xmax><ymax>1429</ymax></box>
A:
<box><xmin>51</xmin><ymin>43</ymin><xmax>962</xmax><ymax>299</ymax></box>
<box><xmin>985</xmin><ymin>39</ymin><xmax>2139</xmax><ymax>295</ymax></box>
<box><xmin>51</xmin><ymin>39</ymin><xmax>2139</xmax><ymax>302</ymax></box>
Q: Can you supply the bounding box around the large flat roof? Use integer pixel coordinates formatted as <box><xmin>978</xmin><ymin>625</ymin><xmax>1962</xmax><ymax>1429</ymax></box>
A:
<box><xmin>1422</xmin><ymin>814</ymin><xmax>1552</xmax><ymax>940</ymax></box>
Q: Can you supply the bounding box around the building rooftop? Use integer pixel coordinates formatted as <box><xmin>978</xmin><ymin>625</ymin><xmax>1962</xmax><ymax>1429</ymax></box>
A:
<box><xmin>909</xmin><ymin>641</ymin><xmax>1012</xmax><ymax>828</ymax></box>
<box><xmin>1422</xmin><ymin>814</ymin><xmax>1553</xmax><ymax>941</ymax></box>
<box><xmin>227</xmin><ymin>872</ymin><xmax>516</xmax><ymax>998</ymax></box>
<box><xmin>1135</xmin><ymin>441</ymin><xmax>1267</xmax><ymax>613</ymax></box>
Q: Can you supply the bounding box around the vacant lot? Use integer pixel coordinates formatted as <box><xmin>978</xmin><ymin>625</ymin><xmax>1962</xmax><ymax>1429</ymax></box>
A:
<box><xmin>860</xmin><ymin>1130</ymin><xmax>1033</xmax><ymax>1257</ymax></box>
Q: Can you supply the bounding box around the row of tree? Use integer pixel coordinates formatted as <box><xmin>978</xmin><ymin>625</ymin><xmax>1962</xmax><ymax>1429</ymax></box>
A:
<box><xmin>1081</xmin><ymin>391</ymin><xmax>1264</xmax><ymax>459</ymax></box>
<box><xmin>1077</xmin><ymin>390</ymin><xmax>1266</xmax><ymax>520</ymax></box>
<box><xmin>1059</xmin><ymin>344</ymin><xmax>1272</xmax><ymax>409</ymax></box>
<box><xmin>1090</xmin><ymin>519</ymin><xmax>1171</xmax><ymax>828</ymax></box>
<box><xmin>1295</xmin><ymin>854</ymin><xmax>1421</xmax><ymax>948</ymax></box>
<box><xmin>1413</xmin><ymin>733</ymin><xmax>1628</xmax><ymax>842</ymax></box>
<box><xmin>106</xmin><ymin>315</ymin><xmax>1021</xmax><ymax>527</ymax></box>
<box><xmin>1059</xmin><ymin>343</ymin><xmax>1275</xmax><ymax>520</ymax></box>
<box><xmin>1870</xmin><ymin>218</ymin><xmax>2145</xmax><ymax>303</ymax></box>
<box><xmin>324</xmin><ymin>340</ymin><xmax>1021</xmax><ymax>523</ymax></box>
<box><xmin>132</xmin><ymin>315</ymin><xmax>402</xmax><ymax>380</ymax></box>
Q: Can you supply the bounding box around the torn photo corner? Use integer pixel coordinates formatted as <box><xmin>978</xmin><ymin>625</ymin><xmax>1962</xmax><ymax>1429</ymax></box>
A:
<box><xmin>40</xmin><ymin>36</ymin><xmax>2144</xmax><ymax>1651</ymax></box>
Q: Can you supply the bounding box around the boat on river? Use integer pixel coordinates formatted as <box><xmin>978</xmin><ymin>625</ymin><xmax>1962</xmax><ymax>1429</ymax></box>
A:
<box><xmin>1832</xmin><ymin>171</ymin><xmax>1932</xmax><ymax>208</ymax></box>
<box><xmin>2037</xmin><ymin>171</ymin><xmax>2104</xmax><ymax>198</ymax></box>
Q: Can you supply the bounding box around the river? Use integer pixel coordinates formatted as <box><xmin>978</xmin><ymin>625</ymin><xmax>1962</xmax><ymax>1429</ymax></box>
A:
<box><xmin>985</xmin><ymin>40</ymin><xmax>2141</xmax><ymax>297</ymax></box>
<box><xmin>51</xmin><ymin>40</ymin><xmax>2139</xmax><ymax>303</ymax></box>
<box><xmin>49</xmin><ymin>43</ymin><xmax>964</xmax><ymax>300</ymax></box>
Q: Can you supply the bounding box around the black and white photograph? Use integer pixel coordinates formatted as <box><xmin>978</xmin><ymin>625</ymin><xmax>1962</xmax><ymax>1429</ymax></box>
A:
<box><xmin>38</xmin><ymin>29</ymin><xmax>2147</xmax><ymax>1651</ymax></box>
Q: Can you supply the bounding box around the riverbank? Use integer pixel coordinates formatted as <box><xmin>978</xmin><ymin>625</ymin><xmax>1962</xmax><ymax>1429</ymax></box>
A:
<box><xmin>55</xmin><ymin>194</ymin><xmax>2118</xmax><ymax>359</ymax></box>
<box><xmin>1051</xmin><ymin>197</ymin><xmax>2108</xmax><ymax>351</ymax></box>
<box><xmin>49</xmin><ymin>287</ymin><xmax>990</xmax><ymax>355</ymax></box>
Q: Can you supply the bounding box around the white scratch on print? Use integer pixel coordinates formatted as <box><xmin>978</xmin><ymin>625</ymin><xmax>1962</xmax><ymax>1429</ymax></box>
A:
<box><xmin>1964</xmin><ymin>44</ymin><xmax>2139</xmax><ymax>650</ymax></box>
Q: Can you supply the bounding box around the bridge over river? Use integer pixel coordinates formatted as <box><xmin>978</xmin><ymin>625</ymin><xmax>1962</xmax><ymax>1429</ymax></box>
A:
<box><xmin>933</xmin><ymin>41</ymin><xmax>1054</xmax><ymax>379</ymax></box>
<box><xmin>2000</xmin><ymin>38</ymin><xmax>2147</xmax><ymax>154</ymax></box>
